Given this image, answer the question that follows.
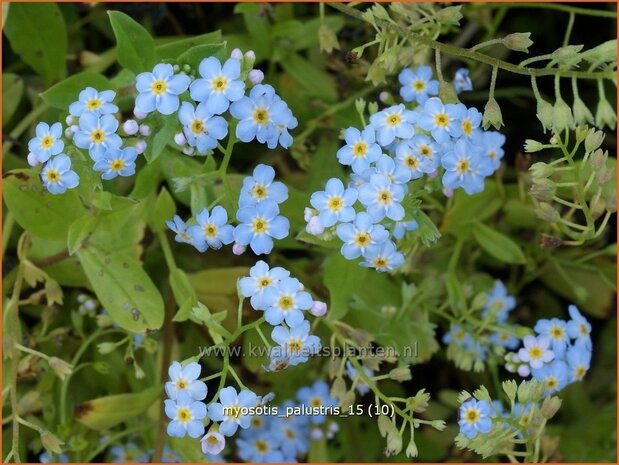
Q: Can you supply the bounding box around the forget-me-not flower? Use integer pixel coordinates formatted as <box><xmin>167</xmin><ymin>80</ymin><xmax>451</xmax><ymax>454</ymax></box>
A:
<box><xmin>178</xmin><ymin>102</ymin><xmax>228</xmax><ymax>154</ymax></box>
<box><xmin>417</xmin><ymin>97</ymin><xmax>460</xmax><ymax>144</ymax></box>
<box><xmin>135</xmin><ymin>64</ymin><xmax>191</xmax><ymax>115</ymax></box>
<box><xmin>441</xmin><ymin>138</ymin><xmax>486</xmax><ymax>195</ymax></box>
<box><xmin>239</xmin><ymin>164</ymin><xmax>288</xmax><ymax>207</ymax></box>
<box><xmin>93</xmin><ymin>147</ymin><xmax>138</xmax><ymax>180</ymax></box>
<box><xmin>28</xmin><ymin>122</ymin><xmax>64</xmax><ymax>163</ymax></box>
<box><xmin>454</xmin><ymin>68</ymin><xmax>473</xmax><ymax>93</ymax></box>
<box><xmin>165</xmin><ymin>361</ymin><xmax>207</xmax><ymax>401</ymax></box>
<box><xmin>41</xmin><ymin>154</ymin><xmax>79</xmax><ymax>195</ymax></box>
<box><xmin>310</xmin><ymin>178</ymin><xmax>358</xmax><ymax>227</ymax></box>
<box><xmin>296</xmin><ymin>381</ymin><xmax>338</xmax><ymax>425</ymax></box>
<box><xmin>262</xmin><ymin>277</ymin><xmax>313</xmax><ymax>327</ymax></box>
<box><xmin>360</xmin><ymin>240</ymin><xmax>405</xmax><ymax>272</ymax></box>
<box><xmin>336</xmin><ymin>212</ymin><xmax>389</xmax><ymax>259</ymax></box>
<box><xmin>69</xmin><ymin>87</ymin><xmax>118</xmax><ymax>117</ymax></box>
<box><xmin>187</xmin><ymin>206</ymin><xmax>234</xmax><ymax>252</ymax></box>
<box><xmin>336</xmin><ymin>126</ymin><xmax>382</xmax><ymax>173</ymax></box>
<box><xmin>398</xmin><ymin>65</ymin><xmax>439</xmax><ymax>104</ymax></box>
<box><xmin>239</xmin><ymin>260</ymin><xmax>290</xmax><ymax>311</ymax></box>
<box><xmin>518</xmin><ymin>335</ymin><xmax>555</xmax><ymax>370</ymax></box>
<box><xmin>190</xmin><ymin>57</ymin><xmax>246</xmax><ymax>114</ymax></box>
<box><xmin>233</xmin><ymin>199</ymin><xmax>290</xmax><ymax>255</ymax></box>
<box><xmin>458</xmin><ymin>399</ymin><xmax>492</xmax><ymax>439</ymax></box>
<box><xmin>271</xmin><ymin>320</ymin><xmax>321</xmax><ymax>366</ymax></box>
<box><xmin>369</xmin><ymin>104</ymin><xmax>416</xmax><ymax>147</ymax></box>
<box><xmin>208</xmin><ymin>386</ymin><xmax>259</xmax><ymax>436</ymax></box>
<box><xmin>358</xmin><ymin>173</ymin><xmax>406</xmax><ymax>221</ymax></box>
<box><xmin>164</xmin><ymin>393</ymin><xmax>207</xmax><ymax>438</ymax></box>
<box><xmin>73</xmin><ymin>113</ymin><xmax>122</xmax><ymax>161</ymax></box>
<box><xmin>165</xmin><ymin>215</ymin><xmax>194</xmax><ymax>246</ymax></box>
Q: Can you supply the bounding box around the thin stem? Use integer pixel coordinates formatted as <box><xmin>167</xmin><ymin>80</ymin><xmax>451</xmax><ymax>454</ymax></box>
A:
<box><xmin>489</xmin><ymin>66</ymin><xmax>498</xmax><ymax>99</ymax></box>
<box><xmin>434</xmin><ymin>49</ymin><xmax>444</xmax><ymax>81</ymax></box>
<box><xmin>470</xmin><ymin>38</ymin><xmax>503</xmax><ymax>52</ymax></box>
<box><xmin>488</xmin><ymin>2</ymin><xmax>617</xmax><ymax>19</ymax></box>
<box><xmin>8</xmin><ymin>263</ymin><xmax>25</xmax><ymax>463</ymax></box>
<box><xmin>3</xmin><ymin>212</ymin><xmax>15</xmax><ymax>256</ymax></box>
<box><xmin>218</xmin><ymin>128</ymin><xmax>237</xmax><ymax>212</ymax></box>
<box><xmin>563</xmin><ymin>13</ymin><xmax>575</xmax><ymax>47</ymax></box>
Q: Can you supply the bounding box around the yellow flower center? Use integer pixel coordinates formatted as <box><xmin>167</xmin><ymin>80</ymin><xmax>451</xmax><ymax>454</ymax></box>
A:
<box><xmin>529</xmin><ymin>347</ymin><xmax>542</xmax><ymax>360</ymax></box>
<box><xmin>575</xmin><ymin>365</ymin><xmax>586</xmax><ymax>379</ymax></box>
<box><xmin>253</xmin><ymin>108</ymin><xmax>269</xmax><ymax>125</ymax></box>
<box><xmin>252</xmin><ymin>217</ymin><xmax>268</xmax><ymax>234</ymax></box>
<box><xmin>419</xmin><ymin>145</ymin><xmax>432</xmax><ymax>157</ymax></box>
<box><xmin>175</xmin><ymin>378</ymin><xmax>188</xmax><ymax>390</ymax></box>
<box><xmin>462</xmin><ymin>119</ymin><xmax>473</xmax><ymax>136</ymax></box>
<box><xmin>177</xmin><ymin>407</ymin><xmax>191</xmax><ymax>423</ymax></box>
<box><xmin>285</xmin><ymin>428</ymin><xmax>296</xmax><ymax>439</ymax></box>
<box><xmin>546</xmin><ymin>377</ymin><xmax>558</xmax><ymax>389</ymax></box>
<box><xmin>327</xmin><ymin>196</ymin><xmax>343</xmax><ymax>212</ymax></box>
<box><xmin>90</xmin><ymin>129</ymin><xmax>106</xmax><ymax>144</ymax></box>
<box><xmin>211</xmin><ymin>76</ymin><xmax>228</xmax><ymax>92</ymax></box>
<box><xmin>288</xmin><ymin>338</ymin><xmax>303</xmax><ymax>353</ymax></box>
<box><xmin>252</xmin><ymin>184</ymin><xmax>267</xmax><ymax>199</ymax></box>
<box><xmin>550</xmin><ymin>326</ymin><xmax>564</xmax><ymax>339</ymax></box>
<box><xmin>487</xmin><ymin>150</ymin><xmax>496</xmax><ymax>160</ymax></box>
<box><xmin>207</xmin><ymin>435</ymin><xmax>220</xmax><ymax>445</ymax></box>
<box><xmin>579</xmin><ymin>323</ymin><xmax>589</xmax><ymax>335</ymax></box>
<box><xmin>40</xmin><ymin>135</ymin><xmax>54</xmax><ymax>149</ymax></box>
<box><xmin>405</xmin><ymin>155</ymin><xmax>419</xmax><ymax>169</ymax></box>
<box><xmin>191</xmin><ymin>119</ymin><xmax>204</xmax><ymax>134</ymax></box>
<box><xmin>203</xmin><ymin>224</ymin><xmax>218</xmax><ymax>238</ymax></box>
<box><xmin>45</xmin><ymin>169</ymin><xmax>60</xmax><ymax>184</ymax></box>
<box><xmin>386</xmin><ymin>113</ymin><xmax>402</xmax><ymax>127</ymax></box>
<box><xmin>377</xmin><ymin>189</ymin><xmax>393</xmax><ymax>205</ymax></box>
<box><xmin>258</xmin><ymin>277</ymin><xmax>271</xmax><ymax>289</ymax></box>
<box><xmin>353</xmin><ymin>141</ymin><xmax>367</xmax><ymax>157</ymax></box>
<box><xmin>110</xmin><ymin>159</ymin><xmax>125</xmax><ymax>172</ymax></box>
<box><xmin>255</xmin><ymin>440</ymin><xmax>269</xmax><ymax>453</ymax></box>
<box><xmin>227</xmin><ymin>404</ymin><xmax>241</xmax><ymax>419</ymax></box>
<box><xmin>278</xmin><ymin>295</ymin><xmax>294</xmax><ymax>311</ymax></box>
<box><xmin>413</xmin><ymin>80</ymin><xmax>426</xmax><ymax>91</ymax></box>
<box><xmin>354</xmin><ymin>232</ymin><xmax>370</xmax><ymax>247</ymax></box>
<box><xmin>434</xmin><ymin>112</ymin><xmax>449</xmax><ymax>127</ymax></box>
<box><xmin>464</xmin><ymin>408</ymin><xmax>479</xmax><ymax>424</ymax></box>
<box><xmin>456</xmin><ymin>159</ymin><xmax>469</xmax><ymax>174</ymax></box>
<box><xmin>86</xmin><ymin>98</ymin><xmax>102</xmax><ymax>110</ymax></box>
<box><xmin>179</xmin><ymin>231</ymin><xmax>191</xmax><ymax>241</ymax></box>
<box><xmin>251</xmin><ymin>417</ymin><xmax>263</xmax><ymax>428</ymax></box>
<box><xmin>311</xmin><ymin>397</ymin><xmax>322</xmax><ymax>408</ymax></box>
<box><xmin>151</xmin><ymin>80</ymin><xmax>167</xmax><ymax>95</ymax></box>
<box><xmin>373</xmin><ymin>256</ymin><xmax>388</xmax><ymax>269</ymax></box>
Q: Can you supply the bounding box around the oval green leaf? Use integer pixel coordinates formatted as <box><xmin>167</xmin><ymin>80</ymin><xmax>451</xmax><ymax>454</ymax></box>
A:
<box><xmin>473</xmin><ymin>222</ymin><xmax>527</xmax><ymax>264</ymax></box>
<box><xmin>41</xmin><ymin>72</ymin><xmax>114</xmax><ymax>110</ymax></box>
<box><xmin>108</xmin><ymin>11</ymin><xmax>155</xmax><ymax>74</ymax></box>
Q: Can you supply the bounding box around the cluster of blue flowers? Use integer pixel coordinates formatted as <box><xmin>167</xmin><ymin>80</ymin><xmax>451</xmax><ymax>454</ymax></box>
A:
<box><xmin>304</xmin><ymin>66</ymin><xmax>504</xmax><ymax>271</ymax></box>
<box><xmin>239</xmin><ymin>260</ymin><xmax>326</xmax><ymax>371</ymax></box>
<box><xmin>505</xmin><ymin>304</ymin><xmax>592</xmax><ymax>395</ymax></box>
<box><xmin>443</xmin><ymin>280</ymin><xmax>519</xmax><ymax>366</ymax></box>
<box><xmin>166</xmin><ymin>164</ymin><xmax>290</xmax><ymax>256</ymax></box>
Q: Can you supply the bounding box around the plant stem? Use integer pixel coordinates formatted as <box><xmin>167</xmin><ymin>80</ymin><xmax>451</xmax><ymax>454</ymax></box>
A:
<box><xmin>2</xmin><ymin>104</ymin><xmax>49</xmax><ymax>157</ymax></box>
<box><xmin>218</xmin><ymin>127</ymin><xmax>237</xmax><ymax>212</ymax></box>
<box><xmin>2</xmin><ymin>212</ymin><xmax>15</xmax><ymax>256</ymax></box>
<box><xmin>8</xmin><ymin>263</ymin><xmax>25</xmax><ymax>463</ymax></box>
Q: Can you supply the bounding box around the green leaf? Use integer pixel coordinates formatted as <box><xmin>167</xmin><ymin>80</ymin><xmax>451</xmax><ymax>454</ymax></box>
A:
<box><xmin>442</xmin><ymin>181</ymin><xmax>502</xmax><ymax>234</ymax></box>
<box><xmin>281</xmin><ymin>53</ymin><xmax>338</xmax><ymax>103</ymax></box>
<box><xmin>2</xmin><ymin>73</ymin><xmax>23</xmax><ymax>127</ymax></box>
<box><xmin>233</xmin><ymin>3</ymin><xmax>272</xmax><ymax>58</ymax></box>
<box><xmin>3</xmin><ymin>3</ymin><xmax>67</xmax><ymax>83</ymax></box>
<box><xmin>149</xmin><ymin>187</ymin><xmax>175</xmax><ymax>232</ymax></box>
<box><xmin>472</xmin><ymin>222</ymin><xmax>526</xmax><ymax>264</ymax></box>
<box><xmin>67</xmin><ymin>215</ymin><xmax>98</xmax><ymax>255</ymax></box>
<box><xmin>144</xmin><ymin>115</ymin><xmax>179</xmax><ymax>163</ymax></box>
<box><xmin>41</xmin><ymin>72</ymin><xmax>114</xmax><ymax>110</ymax></box>
<box><xmin>169</xmin><ymin>268</ymin><xmax>197</xmax><ymax>311</ymax></box>
<box><xmin>155</xmin><ymin>31</ymin><xmax>223</xmax><ymax>60</ymax></box>
<box><xmin>178</xmin><ymin>42</ymin><xmax>227</xmax><ymax>69</ymax></box>
<box><xmin>324</xmin><ymin>254</ymin><xmax>368</xmax><ymax>320</ymax></box>
<box><xmin>108</xmin><ymin>11</ymin><xmax>155</xmax><ymax>74</ymax></box>
<box><xmin>77</xmin><ymin>245</ymin><xmax>164</xmax><ymax>332</ymax></box>
<box><xmin>131</xmin><ymin>157</ymin><xmax>162</xmax><ymax>200</ymax></box>
<box><xmin>74</xmin><ymin>386</ymin><xmax>160</xmax><ymax>430</ymax></box>
<box><xmin>3</xmin><ymin>169</ymin><xmax>87</xmax><ymax>241</ymax></box>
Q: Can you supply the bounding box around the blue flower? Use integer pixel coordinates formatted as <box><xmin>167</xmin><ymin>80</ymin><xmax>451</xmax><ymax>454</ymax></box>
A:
<box><xmin>394</xmin><ymin>134</ymin><xmax>440</xmax><ymax>179</ymax></box>
<box><xmin>164</xmin><ymin>393</ymin><xmax>207</xmax><ymax>438</ymax></box>
<box><xmin>189</xmin><ymin>57</ymin><xmax>246</xmax><ymax>114</ymax></box>
<box><xmin>442</xmin><ymin>324</ymin><xmax>474</xmax><ymax>349</ymax></box>
<box><xmin>135</xmin><ymin>64</ymin><xmax>191</xmax><ymax>116</ymax></box>
<box><xmin>392</xmin><ymin>220</ymin><xmax>418</xmax><ymax>240</ymax></box>
<box><xmin>40</xmin><ymin>154</ymin><xmax>79</xmax><ymax>195</ymax></box>
<box><xmin>69</xmin><ymin>87</ymin><xmax>118</xmax><ymax>117</ymax></box>
<box><xmin>417</xmin><ymin>97</ymin><xmax>460</xmax><ymax>144</ymax></box>
<box><xmin>165</xmin><ymin>215</ymin><xmax>194</xmax><ymax>246</ymax></box>
<box><xmin>230</xmin><ymin>84</ymin><xmax>293</xmax><ymax>147</ymax></box>
<box><xmin>336</xmin><ymin>126</ymin><xmax>382</xmax><ymax>173</ymax></box>
<box><xmin>452</xmin><ymin>104</ymin><xmax>482</xmax><ymax>139</ymax></box>
<box><xmin>518</xmin><ymin>335</ymin><xmax>554</xmax><ymax>370</ymax></box>
<box><xmin>566</xmin><ymin>305</ymin><xmax>592</xmax><ymax>348</ymax></box>
<box><xmin>345</xmin><ymin>361</ymin><xmax>373</xmax><ymax>395</ymax></box>
<box><xmin>262</xmin><ymin>277</ymin><xmax>313</xmax><ymax>327</ymax></box>
<box><xmin>482</xmin><ymin>280</ymin><xmax>516</xmax><ymax>323</ymax></box>
<box><xmin>358</xmin><ymin>173</ymin><xmax>406</xmax><ymax>221</ymax></box>
<box><xmin>233</xmin><ymin>199</ymin><xmax>290</xmax><ymax>255</ymax></box>
<box><xmin>479</xmin><ymin>130</ymin><xmax>506</xmax><ymax>172</ymax></box>
<box><xmin>73</xmin><ymin>113</ymin><xmax>122</xmax><ymax>161</ymax></box>
<box><xmin>187</xmin><ymin>206</ymin><xmax>234</xmax><ymax>252</ymax></box>
<box><xmin>489</xmin><ymin>331</ymin><xmax>520</xmax><ymax>350</ymax></box>
<box><xmin>566</xmin><ymin>338</ymin><xmax>592</xmax><ymax>382</ymax></box>
<box><xmin>368</xmin><ymin>154</ymin><xmax>412</xmax><ymax>184</ymax></box>
<box><xmin>368</xmin><ymin>104</ymin><xmax>416</xmax><ymax>146</ymax></box>
<box><xmin>534</xmin><ymin>318</ymin><xmax>569</xmax><ymax>358</ymax></box>
<box><xmin>360</xmin><ymin>240</ymin><xmax>405</xmax><ymax>272</ymax></box>
<box><xmin>110</xmin><ymin>443</ymin><xmax>148</xmax><ymax>463</ymax></box>
<box><xmin>271</xmin><ymin>320</ymin><xmax>321</xmax><ymax>365</ymax></box>
<box><xmin>201</xmin><ymin>431</ymin><xmax>226</xmax><ymax>456</ymax></box>
<box><xmin>336</xmin><ymin>212</ymin><xmax>389</xmax><ymax>259</ymax></box>
<box><xmin>458</xmin><ymin>399</ymin><xmax>493</xmax><ymax>439</ymax></box>
<box><xmin>270</xmin><ymin>415</ymin><xmax>309</xmax><ymax>460</ymax></box>
<box><xmin>454</xmin><ymin>68</ymin><xmax>473</xmax><ymax>93</ymax></box>
<box><xmin>178</xmin><ymin>102</ymin><xmax>228</xmax><ymax>154</ymax></box>
<box><xmin>296</xmin><ymin>381</ymin><xmax>338</xmax><ymax>425</ymax></box>
<box><xmin>162</xmin><ymin>445</ymin><xmax>182</xmax><ymax>463</ymax></box>
<box><xmin>239</xmin><ymin>164</ymin><xmax>288</xmax><ymax>207</ymax></box>
<box><xmin>441</xmin><ymin>138</ymin><xmax>486</xmax><ymax>195</ymax></box>
<box><xmin>93</xmin><ymin>147</ymin><xmax>138</xmax><ymax>180</ymax></box>
<box><xmin>236</xmin><ymin>430</ymin><xmax>284</xmax><ymax>463</ymax></box>
<box><xmin>532</xmin><ymin>360</ymin><xmax>569</xmax><ymax>395</ymax></box>
<box><xmin>28</xmin><ymin>122</ymin><xmax>64</xmax><ymax>163</ymax></box>
<box><xmin>398</xmin><ymin>65</ymin><xmax>439</xmax><ymax>104</ymax></box>
<box><xmin>267</xmin><ymin>96</ymin><xmax>297</xmax><ymax>149</ymax></box>
<box><xmin>164</xmin><ymin>361</ymin><xmax>208</xmax><ymax>401</ymax></box>
<box><xmin>310</xmin><ymin>178</ymin><xmax>358</xmax><ymax>227</ymax></box>
<box><xmin>208</xmin><ymin>386</ymin><xmax>259</xmax><ymax>436</ymax></box>
<box><xmin>239</xmin><ymin>260</ymin><xmax>290</xmax><ymax>311</ymax></box>
<box><xmin>40</xmin><ymin>452</ymin><xmax>69</xmax><ymax>463</ymax></box>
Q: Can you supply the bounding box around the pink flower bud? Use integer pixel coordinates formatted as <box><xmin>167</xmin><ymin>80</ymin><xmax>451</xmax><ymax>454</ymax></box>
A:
<box><xmin>135</xmin><ymin>140</ymin><xmax>147</xmax><ymax>154</ymax></box>
<box><xmin>139</xmin><ymin>124</ymin><xmax>151</xmax><ymax>137</ymax></box>
<box><xmin>200</xmin><ymin>432</ymin><xmax>225</xmax><ymax>455</ymax></box>
<box><xmin>174</xmin><ymin>132</ymin><xmax>186</xmax><ymax>146</ymax></box>
<box><xmin>232</xmin><ymin>243</ymin><xmax>246</xmax><ymax>255</ymax></box>
<box><xmin>27</xmin><ymin>152</ymin><xmax>38</xmax><ymax>166</ymax></box>
<box><xmin>123</xmin><ymin>119</ymin><xmax>139</xmax><ymax>135</ymax></box>
<box><xmin>248</xmin><ymin>69</ymin><xmax>264</xmax><ymax>85</ymax></box>
<box><xmin>517</xmin><ymin>364</ymin><xmax>531</xmax><ymax>377</ymax></box>
<box><xmin>310</xmin><ymin>301</ymin><xmax>327</xmax><ymax>317</ymax></box>
<box><xmin>133</xmin><ymin>107</ymin><xmax>147</xmax><ymax>120</ymax></box>
<box><xmin>231</xmin><ymin>48</ymin><xmax>243</xmax><ymax>60</ymax></box>
<box><xmin>306</xmin><ymin>217</ymin><xmax>325</xmax><ymax>236</ymax></box>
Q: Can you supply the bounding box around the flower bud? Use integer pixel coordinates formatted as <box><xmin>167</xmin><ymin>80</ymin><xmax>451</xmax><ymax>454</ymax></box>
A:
<box><xmin>310</xmin><ymin>300</ymin><xmax>327</xmax><ymax>317</ymax></box>
<box><xmin>27</xmin><ymin>152</ymin><xmax>39</xmax><ymax>167</ymax></box>
<box><xmin>482</xmin><ymin>97</ymin><xmax>503</xmax><ymax>130</ymax></box>
<box><xmin>540</xmin><ymin>234</ymin><xmax>563</xmax><ymax>249</ymax></box>
<box><xmin>319</xmin><ymin>24</ymin><xmax>340</xmax><ymax>53</ymax></box>
<box><xmin>536</xmin><ymin>98</ymin><xmax>554</xmax><ymax>132</ymax></box>
<box><xmin>502</xmin><ymin>380</ymin><xmax>518</xmax><ymax>402</ymax></box>
<box><xmin>135</xmin><ymin>140</ymin><xmax>147</xmax><ymax>155</ymax></box>
<box><xmin>377</xmin><ymin>415</ymin><xmax>391</xmax><ymax>438</ymax></box>
<box><xmin>378</xmin><ymin>91</ymin><xmax>390</xmax><ymax>103</ymax></box>
<box><xmin>70</xmin><ymin>124</ymin><xmax>79</xmax><ymax>133</ymax></box>
<box><xmin>438</xmin><ymin>81</ymin><xmax>459</xmax><ymax>104</ymax></box>
<box><xmin>517</xmin><ymin>364</ymin><xmax>531</xmax><ymax>377</ymax></box>
<box><xmin>182</xmin><ymin>146</ymin><xmax>194</xmax><ymax>156</ymax></box>
<box><xmin>590</xmin><ymin>148</ymin><xmax>607</xmax><ymax>168</ymax></box>
<box><xmin>354</xmin><ymin>98</ymin><xmax>366</xmax><ymax>117</ymax></box>
<box><xmin>524</xmin><ymin>139</ymin><xmax>545</xmax><ymax>153</ymax></box>
<box><xmin>201</xmin><ymin>431</ymin><xmax>226</xmax><ymax>455</ymax></box>
<box><xmin>64</xmin><ymin>127</ymin><xmax>74</xmax><ymax>139</ymax></box>
<box><xmin>367</xmin><ymin>101</ymin><xmax>379</xmax><ymax>115</ymax></box>
<box><xmin>244</xmin><ymin>50</ymin><xmax>256</xmax><ymax>69</ymax></box>
<box><xmin>585</xmin><ymin>129</ymin><xmax>605</xmax><ymax>153</ymax></box>
<box><xmin>517</xmin><ymin>380</ymin><xmax>534</xmax><ymax>403</ymax></box>
<box><xmin>40</xmin><ymin>431</ymin><xmax>64</xmax><ymax>454</ymax></box>
<box><xmin>435</xmin><ymin>5</ymin><xmax>463</xmax><ymax>25</ymax></box>
<box><xmin>535</xmin><ymin>202</ymin><xmax>560</xmax><ymax>222</ymax></box>
<box><xmin>303</xmin><ymin>207</ymin><xmax>316</xmax><ymax>223</ymax></box>
<box><xmin>93</xmin><ymin>361</ymin><xmax>110</xmax><ymax>374</ymax></box>
<box><xmin>529</xmin><ymin>162</ymin><xmax>554</xmax><ymax>179</ymax></box>
<box><xmin>65</xmin><ymin>115</ymin><xmax>74</xmax><ymax>125</ymax></box>
<box><xmin>606</xmin><ymin>193</ymin><xmax>617</xmax><ymax>213</ymax></box>
<box><xmin>384</xmin><ymin>429</ymin><xmax>403</xmax><ymax>457</ymax></box>
<box><xmin>572</xmin><ymin>97</ymin><xmax>594</xmax><ymax>126</ymax></box>
<box><xmin>503</xmin><ymin>32</ymin><xmax>533</xmax><ymax>53</ymax></box>
<box><xmin>595</xmin><ymin>98</ymin><xmax>617</xmax><ymax>129</ymax></box>
<box><xmin>139</xmin><ymin>124</ymin><xmax>151</xmax><ymax>137</ymax></box>
<box><xmin>530</xmin><ymin>178</ymin><xmax>556</xmax><ymax>202</ymax></box>
<box><xmin>405</xmin><ymin>439</ymin><xmax>418</xmax><ymax>458</ymax></box>
<box><xmin>133</xmin><ymin>107</ymin><xmax>147</xmax><ymax>120</ymax></box>
<box><xmin>443</xmin><ymin>187</ymin><xmax>454</xmax><ymax>198</ymax></box>
<box><xmin>248</xmin><ymin>69</ymin><xmax>264</xmax><ymax>85</ymax></box>
<box><xmin>123</xmin><ymin>119</ymin><xmax>139</xmax><ymax>135</ymax></box>
<box><xmin>310</xmin><ymin>428</ymin><xmax>323</xmax><ymax>441</ymax></box>
<box><xmin>590</xmin><ymin>195</ymin><xmax>607</xmax><ymax>219</ymax></box>
<box><xmin>182</xmin><ymin>64</ymin><xmax>192</xmax><ymax>73</ymax></box>
<box><xmin>174</xmin><ymin>132</ymin><xmax>186</xmax><ymax>146</ymax></box>
<box><xmin>173</xmin><ymin>64</ymin><xmax>180</xmax><ymax>73</ymax></box>
<box><xmin>389</xmin><ymin>366</ymin><xmax>411</xmax><ymax>382</ymax></box>
<box><xmin>306</xmin><ymin>216</ymin><xmax>325</xmax><ymax>236</ymax></box>
<box><xmin>552</xmin><ymin>97</ymin><xmax>575</xmax><ymax>132</ymax></box>
<box><xmin>232</xmin><ymin>243</ymin><xmax>246</xmax><ymax>255</ymax></box>
<box><xmin>231</xmin><ymin>48</ymin><xmax>243</xmax><ymax>60</ymax></box>
<box><xmin>328</xmin><ymin>421</ymin><xmax>340</xmax><ymax>433</ymax></box>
